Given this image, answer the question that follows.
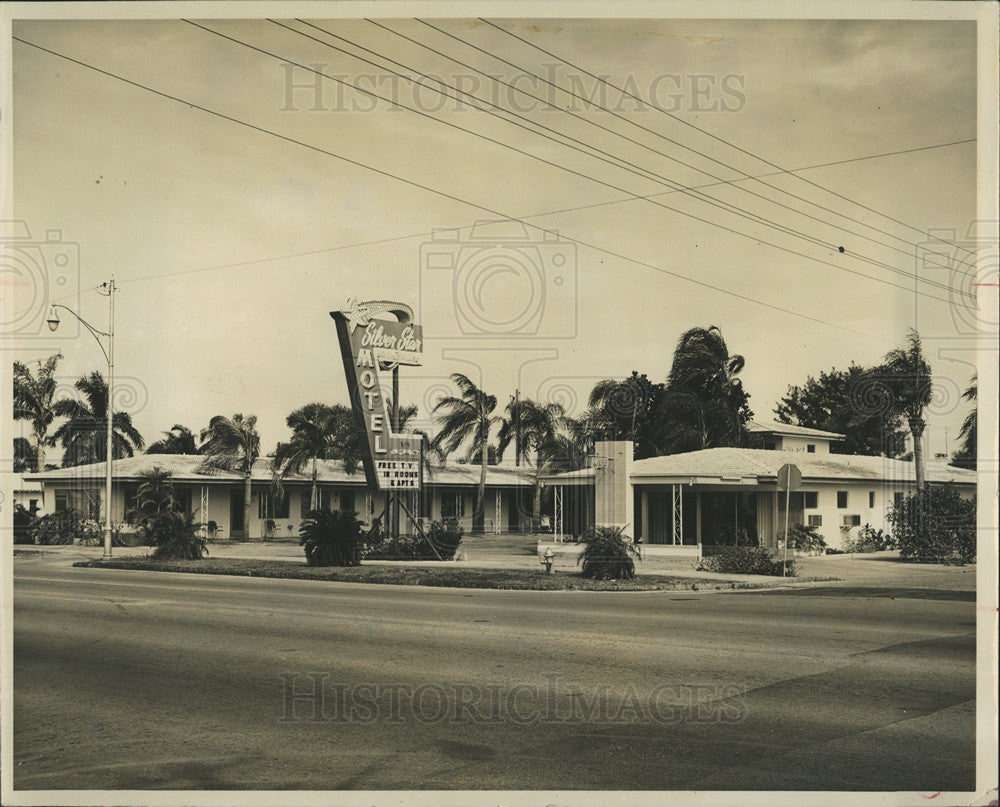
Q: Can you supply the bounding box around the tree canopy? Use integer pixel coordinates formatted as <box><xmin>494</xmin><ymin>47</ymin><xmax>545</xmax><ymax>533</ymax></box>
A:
<box><xmin>775</xmin><ymin>364</ymin><xmax>907</xmax><ymax>456</ymax></box>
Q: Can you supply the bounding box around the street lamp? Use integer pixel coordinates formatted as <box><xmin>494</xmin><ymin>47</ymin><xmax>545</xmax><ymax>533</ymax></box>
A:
<box><xmin>46</xmin><ymin>279</ymin><xmax>117</xmax><ymax>559</ymax></box>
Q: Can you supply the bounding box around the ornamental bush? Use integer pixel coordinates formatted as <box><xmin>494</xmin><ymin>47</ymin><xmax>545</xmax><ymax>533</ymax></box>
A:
<box><xmin>13</xmin><ymin>504</ymin><xmax>35</xmax><ymax>544</ymax></box>
<box><xmin>300</xmin><ymin>508</ymin><xmax>365</xmax><ymax>566</ymax></box>
<box><xmin>150</xmin><ymin>510</ymin><xmax>208</xmax><ymax>560</ymax></box>
<box><xmin>364</xmin><ymin>519</ymin><xmax>465</xmax><ymax>561</ymax></box>
<box><xmin>699</xmin><ymin>546</ymin><xmax>796</xmax><ymax>577</ymax></box>
<box><xmin>578</xmin><ymin>524</ymin><xmax>641</xmax><ymax>580</ymax></box>
<box><xmin>28</xmin><ymin>508</ymin><xmax>102</xmax><ymax>545</ymax></box>
<box><xmin>844</xmin><ymin>523</ymin><xmax>896</xmax><ymax>553</ymax></box>
<box><xmin>780</xmin><ymin>523</ymin><xmax>827</xmax><ymax>553</ymax></box>
<box><xmin>887</xmin><ymin>485</ymin><xmax>976</xmax><ymax>564</ymax></box>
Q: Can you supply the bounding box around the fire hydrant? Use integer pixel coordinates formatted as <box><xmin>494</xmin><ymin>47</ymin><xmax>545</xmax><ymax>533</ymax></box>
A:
<box><xmin>540</xmin><ymin>546</ymin><xmax>555</xmax><ymax>574</ymax></box>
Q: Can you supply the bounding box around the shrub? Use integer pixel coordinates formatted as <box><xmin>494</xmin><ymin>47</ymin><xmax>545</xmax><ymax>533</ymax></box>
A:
<box><xmin>888</xmin><ymin>485</ymin><xmax>976</xmax><ymax>564</ymax></box>
<box><xmin>364</xmin><ymin>519</ymin><xmax>465</xmax><ymax>561</ymax></box>
<box><xmin>779</xmin><ymin>523</ymin><xmax>827</xmax><ymax>553</ymax></box>
<box><xmin>699</xmin><ymin>546</ymin><xmax>796</xmax><ymax>576</ymax></box>
<box><xmin>29</xmin><ymin>508</ymin><xmax>102</xmax><ymax>545</ymax></box>
<box><xmin>300</xmin><ymin>508</ymin><xmax>364</xmax><ymax>566</ymax></box>
<box><xmin>578</xmin><ymin>525</ymin><xmax>641</xmax><ymax>580</ymax></box>
<box><xmin>150</xmin><ymin>511</ymin><xmax>208</xmax><ymax>560</ymax></box>
<box><xmin>844</xmin><ymin>523</ymin><xmax>895</xmax><ymax>553</ymax></box>
<box><xmin>13</xmin><ymin>504</ymin><xmax>35</xmax><ymax>544</ymax></box>
<box><xmin>714</xmin><ymin>525</ymin><xmax>759</xmax><ymax>547</ymax></box>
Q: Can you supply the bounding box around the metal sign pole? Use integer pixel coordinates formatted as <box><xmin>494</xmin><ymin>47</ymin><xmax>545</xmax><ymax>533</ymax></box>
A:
<box><xmin>783</xmin><ymin>487</ymin><xmax>790</xmax><ymax>577</ymax></box>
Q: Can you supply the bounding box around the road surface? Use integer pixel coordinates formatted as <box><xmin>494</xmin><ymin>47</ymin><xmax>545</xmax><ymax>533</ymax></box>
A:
<box><xmin>12</xmin><ymin>554</ymin><xmax>975</xmax><ymax>791</ymax></box>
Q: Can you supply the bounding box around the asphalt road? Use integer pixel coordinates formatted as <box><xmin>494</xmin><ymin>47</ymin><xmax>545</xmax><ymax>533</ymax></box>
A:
<box><xmin>12</xmin><ymin>554</ymin><xmax>976</xmax><ymax>792</ymax></box>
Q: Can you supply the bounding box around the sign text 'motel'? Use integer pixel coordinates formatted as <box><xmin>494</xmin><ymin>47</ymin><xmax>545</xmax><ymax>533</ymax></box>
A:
<box><xmin>332</xmin><ymin>300</ymin><xmax>423</xmax><ymax>491</ymax></box>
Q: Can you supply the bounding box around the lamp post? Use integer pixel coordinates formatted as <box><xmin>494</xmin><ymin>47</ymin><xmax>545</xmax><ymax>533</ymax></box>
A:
<box><xmin>46</xmin><ymin>279</ymin><xmax>116</xmax><ymax>559</ymax></box>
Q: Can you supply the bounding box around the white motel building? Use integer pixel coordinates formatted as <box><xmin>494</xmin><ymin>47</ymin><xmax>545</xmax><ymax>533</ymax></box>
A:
<box><xmin>543</xmin><ymin>420</ymin><xmax>976</xmax><ymax>557</ymax></box>
<box><xmin>23</xmin><ymin>420</ymin><xmax>974</xmax><ymax>551</ymax></box>
<box><xmin>23</xmin><ymin>455</ymin><xmax>534</xmax><ymax>540</ymax></box>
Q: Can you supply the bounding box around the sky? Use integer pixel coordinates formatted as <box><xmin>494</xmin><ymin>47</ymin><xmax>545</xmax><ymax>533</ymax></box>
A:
<box><xmin>3</xmin><ymin>13</ymin><xmax>989</xmax><ymax>461</ymax></box>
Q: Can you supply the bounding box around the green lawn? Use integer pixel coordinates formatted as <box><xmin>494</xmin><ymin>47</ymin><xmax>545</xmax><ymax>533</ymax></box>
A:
<box><xmin>72</xmin><ymin>557</ymin><xmax>788</xmax><ymax>592</ymax></box>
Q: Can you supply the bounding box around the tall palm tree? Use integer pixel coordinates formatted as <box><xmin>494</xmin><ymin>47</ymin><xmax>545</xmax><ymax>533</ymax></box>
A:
<box><xmin>13</xmin><ymin>353</ymin><xmax>62</xmax><ymax>472</ymax></box>
<box><xmin>952</xmin><ymin>373</ymin><xmax>977</xmax><ymax>470</ymax></box>
<box><xmin>13</xmin><ymin>437</ymin><xmax>38</xmax><ymax>473</ymax></box>
<box><xmin>498</xmin><ymin>398</ymin><xmax>565</xmax><ymax>531</ymax></box>
<box><xmin>587</xmin><ymin>372</ymin><xmax>665</xmax><ymax>459</ymax></box>
<box><xmin>146</xmin><ymin>425</ymin><xmax>200</xmax><ymax>455</ymax></box>
<box><xmin>881</xmin><ymin>329</ymin><xmax>933</xmax><ymax>487</ymax></box>
<box><xmin>430</xmin><ymin>373</ymin><xmax>502</xmax><ymax>532</ymax></box>
<box><xmin>199</xmin><ymin>414</ymin><xmax>260</xmax><ymax>540</ymax></box>
<box><xmin>273</xmin><ymin>403</ymin><xmax>340</xmax><ymax>510</ymax></box>
<box><xmin>52</xmin><ymin>371</ymin><xmax>144</xmax><ymax>467</ymax></box>
<box><xmin>654</xmin><ymin>326</ymin><xmax>751</xmax><ymax>453</ymax></box>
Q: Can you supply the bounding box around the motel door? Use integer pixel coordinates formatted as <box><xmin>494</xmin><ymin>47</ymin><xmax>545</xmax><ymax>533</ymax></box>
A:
<box><xmin>230</xmin><ymin>490</ymin><xmax>245</xmax><ymax>539</ymax></box>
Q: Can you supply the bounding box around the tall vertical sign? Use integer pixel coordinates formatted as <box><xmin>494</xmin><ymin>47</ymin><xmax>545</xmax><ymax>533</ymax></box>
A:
<box><xmin>331</xmin><ymin>300</ymin><xmax>423</xmax><ymax>491</ymax></box>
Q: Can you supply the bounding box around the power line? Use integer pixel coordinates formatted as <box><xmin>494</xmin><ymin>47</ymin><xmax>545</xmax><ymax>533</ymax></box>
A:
<box><xmin>192</xmin><ymin>20</ymin><xmax>955</xmax><ymax>303</ymax></box>
<box><xmin>75</xmin><ymin>139</ymin><xmax>976</xmax><ymax>289</ymax></box>
<box><xmin>476</xmin><ymin>17</ymin><xmax>980</xmax><ymax>270</ymax></box>
<box><xmin>362</xmin><ymin>18</ymin><xmax>948</xmax><ymax>279</ymax></box>
<box><xmin>13</xmin><ymin>34</ymin><xmax>910</xmax><ymax>345</ymax></box>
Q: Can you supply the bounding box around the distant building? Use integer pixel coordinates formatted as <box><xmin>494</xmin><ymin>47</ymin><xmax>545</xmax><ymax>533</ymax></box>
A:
<box><xmin>25</xmin><ymin>455</ymin><xmax>533</xmax><ymax>539</ymax></box>
<box><xmin>544</xmin><ymin>425</ymin><xmax>976</xmax><ymax>555</ymax></box>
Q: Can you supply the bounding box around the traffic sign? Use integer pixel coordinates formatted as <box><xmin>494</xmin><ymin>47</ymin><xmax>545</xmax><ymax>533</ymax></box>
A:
<box><xmin>777</xmin><ymin>463</ymin><xmax>802</xmax><ymax>491</ymax></box>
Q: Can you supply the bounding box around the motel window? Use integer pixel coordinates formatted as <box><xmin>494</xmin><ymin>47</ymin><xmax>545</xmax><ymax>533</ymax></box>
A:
<box><xmin>868</xmin><ymin>491</ymin><xmax>876</xmax><ymax>508</ymax></box>
<box><xmin>807</xmin><ymin>444</ymin><xmax>816</xmax><ymax>453</ymax></box>
<box><xmin>843</xmin><ymin>514</ymin><xmax>862</xmax><ymax>527</ymax></box>
<box><xmin>340</xmin><ymin>490</ymin><xmax>356</xmax><ymax>514</ymax></box>
<box><xmin>807</xmin><ymin>514</ymin><xmax>822</xmax><ymax>527</ymax></box>
<box><xmin>28</xmin><ymin>498</ymin><xmax>39</xmax><ymax>513</ymax></box>
<box><xmin>176</xmin><ymin>489</ymin><xmax>193</xmax><ymax>515</ymax></box>
<box><xmin>441</xmin><ymin>491</ymin><xmax>465</xmax><ymax>520</ymax></box>
<box><xmin>301</xmin><ymin>489</ymin><xmax>333</xmax><ymax>517</ymax></box>
<box><xmin>804</xmin><ymin>492</ymin><xmax>818</xmax><ymax>509</ymax></box>
<box><xmin>54</xmin><ymin>489</ymin><xmax>99</xmax><ymax>519</ymax></box>
<box><xmin>837</xmin><ymin>491</ymin><xmax>848</xmax><ymax>509</ymax></box>
<box><xmin>894</xmin><ymin>491</ymin><xmax>904</xmax><ymax>508</ymax></box>
<box><xmin>55</xmin><ymin>490</ymin><xmax>68</xmax><ymax>512</ymax></box>
<box><xmin>259</xmin><ymin>491</ymin><xmax>290</xmax><ymax>520</ymax></box>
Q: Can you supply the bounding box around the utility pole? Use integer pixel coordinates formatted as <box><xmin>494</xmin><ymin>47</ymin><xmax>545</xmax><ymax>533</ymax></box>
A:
<box><xmin>513</xmin><ymin>388</ymin><xmax>521</xmax><ymax>467</ymax></box>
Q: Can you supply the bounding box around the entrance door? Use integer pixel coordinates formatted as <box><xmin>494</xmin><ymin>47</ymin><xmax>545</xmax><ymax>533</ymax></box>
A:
<box><xmin>230</xmin><ymin>489</ymin><xmax>245</xmax><ymax>539</ymax></box>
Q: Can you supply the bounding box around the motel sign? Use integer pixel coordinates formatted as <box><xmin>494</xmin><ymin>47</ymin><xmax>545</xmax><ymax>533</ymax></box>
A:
<box><xmin>331</xmin><ymin>299</ymin><xmax>423</xmax><ymax>491</ymax></box>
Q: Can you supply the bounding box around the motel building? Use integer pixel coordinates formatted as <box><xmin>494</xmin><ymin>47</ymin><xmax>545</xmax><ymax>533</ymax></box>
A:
<box><xmin>24</xmin><ymin>455</ymin><xmax>534</xmax><ymax>541</ymax></box>
<box><xmin>543</xmin><ymin>420</ymin><xmax>976</xmax><ymax>558</ymax></box>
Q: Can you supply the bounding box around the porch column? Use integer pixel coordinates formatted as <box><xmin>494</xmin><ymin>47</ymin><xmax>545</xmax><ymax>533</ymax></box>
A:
<box><xmin>734</xmin><ymin>491</ymin><xmax>739</xmax><ymax>544</ymax></box>
<box><xmin>494</xmin><ymin>489</ymin><xmax>501</xmax><ymax>535</ymax></box>
<box><xmin>640</xmin><ymin>488</ymin><xmax>649</xmax><ymax>544</ymax></box>
<box><xmin>670</xmin><ymin>485</ymin><xmax>677</xmax><ymax>544</ymax></box>
<box><xmin>200</xmin><ymin>485</ymin><xmax>208</xmax><ymax>537</ymax></box>
<box><xmin>554</xmin><ymin>486</ymin><xmax>563</xmax><ymax>542</ymax></box>
<box><xmin>696</xmin><ymin>491</ymin><xmax>703</xmax><ymax>545</ymax></box>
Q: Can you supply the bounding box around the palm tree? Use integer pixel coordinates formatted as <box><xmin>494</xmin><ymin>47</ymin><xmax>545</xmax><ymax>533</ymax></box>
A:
<box><xmin>951</xmin><ymin>373</ymin><xmax>976</xmax><ymax>470</ymax></box>
<box><xmin>146</xmin><ymin>425</ymin><xmax>200</xmax><ymax>455</ymax></box>
<box><xmin>654</xmin><ymin>326</ymin><xmax>751</xmax><ymax>453</ymax></box>
<box><xmin>881</xmin><ymin>329</ymin><xmax>933</xmax><ymax>487</ymax></box>
<box><xmin>539</xmin><ymin>414</ymin><xmax>593</xmax><ymax>474</ymax></box>
<box><xmin>498</xmin><ymin>398</ymin><xmax>565</xmax><ymax>531</ymax></box>
<box><xmin>52</xmin><ymin>371</ymin><xmax>144</xmax><ymax>467</ymax></box>
<box><xmin>430</xmin><ymin>373</ymin><xmax>502</xmax><ymax>532</ymax></box>
<box><xmin>199</xmin><ymin>414</ymin><xmax>260</xmax><ymax>540</ymax></box>
<box><xmin>13</xmin><ymin>353</ymin><xmax>62</xmax><ymax>471</ymax></box>
<box><xmin>13</xmin><ymin>437</ymin><xmax>37</xmax><ymax>473</ymax></box>
<box><xmin>587</xmin><ymin>372</ymin><xmax>665</xmax><ymax>459</ymax></box>
<box><xmin>273</xmin><ymin>403</ymin><xmax>340</xmax><ymax>510</ymax></box>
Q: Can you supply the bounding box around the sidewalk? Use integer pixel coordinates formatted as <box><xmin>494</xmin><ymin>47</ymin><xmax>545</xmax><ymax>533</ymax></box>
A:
<box><xmin>14</xmin><ymin>536</ymin><xmax>976</xmax><ymax>591</ymax></box>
